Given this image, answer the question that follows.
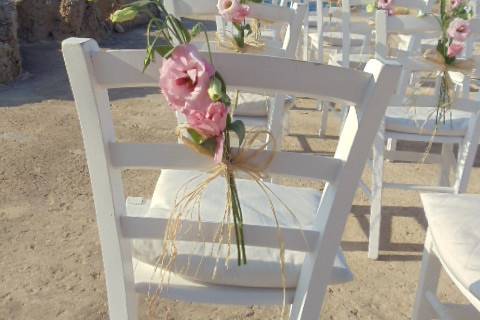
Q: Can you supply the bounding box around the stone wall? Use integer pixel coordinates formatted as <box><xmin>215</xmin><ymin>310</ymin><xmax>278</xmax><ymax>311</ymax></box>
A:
<box><xmin>0</xmin><ymin>0</ymin><xmax>22</xmax><ymax>84</ymax></box>
<box><xmin>16</xmin><ymin>0</ymin><xmax>117</xmax><ymax>42</ymax></box>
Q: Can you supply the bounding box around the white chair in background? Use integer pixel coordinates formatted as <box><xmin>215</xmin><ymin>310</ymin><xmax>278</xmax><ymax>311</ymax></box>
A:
<box><xmin>62</xmin><ymin>37</ymin><xmax>400</xmax><ymax>320</ymax></box>
<box><xmin>164</xmin><ymin>0</ymin><xmax>307</xmax><ymax>146</ymax></box>
<box><xmin>306</xmin><ymin>0</ymin><xmax>373</xmax><ymax>67</ymax></box>
<box><xmin>367</xmin><ymin>12</ymin><xmax>480</xmax><ymax>259</ymax></box>
<box><xmin>412</xmin><ymin>193</ymin><xmax>480</xmax><ymax>320</ymax></box>
<box><xmin>317</xmin><ymin>0</ymin><xmax>434</xmax><ymax>137</ymax></box>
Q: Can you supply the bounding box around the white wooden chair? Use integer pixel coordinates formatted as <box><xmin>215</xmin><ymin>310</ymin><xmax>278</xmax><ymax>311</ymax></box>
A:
<box><xmin>367</xmin><ymin>12</ymin><xmax>480</xmax><ymax>259</ymax></box>
<box><xmin>412</xmin><ymin>193</ymin><xmax>480</xmax><ymax>320</ymax></box>
<box><xmin>305</xmin><ymin>0</ymin><xmax>374</xmax><ymax>67</ymax></box>
<box><xmin>317</xmin><ymin>0</ymin><xmax>434</xmax><ymax>137</ymax></box>
<box><xmin>164</xmin><ymin>0</ymin><xmax>307</xmax><ymax>146</ymax></box>
<box><xmin>62</xmin><ymin>37</ymin><xmax>400</xmax><ymax>319</ymax></box>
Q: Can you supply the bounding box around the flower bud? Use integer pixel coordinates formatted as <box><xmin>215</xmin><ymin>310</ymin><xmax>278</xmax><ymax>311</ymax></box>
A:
<box><xmin>110</xmin><ymin>7</ymin><xmax>138</xmax><ymax>24</ymax></box>
<box><xmin>366</xmin><ymin>3</ymin><xmax>375</xmax><ymax>13</ymax></box>
<box><xmin>208</xmin><ymin>77</ymin><xmax>224</xmax><ymax>102</ymax></box>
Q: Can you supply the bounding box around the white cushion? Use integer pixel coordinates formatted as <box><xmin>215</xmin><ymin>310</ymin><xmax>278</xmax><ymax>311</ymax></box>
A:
<box><xmin>385</xmin><ymin>106</ymin><xmax>470</xmax><ymax>137</ymax></box>
<box><xmin>421</xmin><ymin>193</ymin><xmax>480</xmax><ymax>300</ymax></box>
<box><xmin>232</xmin><ymin>92</ymin><xmax>270</xmax><ymax>117</ymax></box>
<box><xmin>132</xmin><ymin>170</ymin><xmax>353</xmax><ymax>288</ymax></box>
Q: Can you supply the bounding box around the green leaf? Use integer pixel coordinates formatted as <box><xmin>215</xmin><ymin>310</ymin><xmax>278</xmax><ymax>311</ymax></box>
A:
<box><xmin>191</xmin><ymin>23</ymin><xmax>203</xmax><ymax>39</ymax></box>
<box><xmin>110</xmin><ymin>7</ymin><xmax>139</xmax><ymax>23</ymax></box>
<box><xmin>244</xmin><ymin>24</ymin><xmax>252</xmax><ymax>36</ymax></box>
<box><xmin>155</xmin><ymin>45</ymin><xmax>175</xmax><ymax>58</ymax></box>
<box><xmin>228</xmin><ymin>120</ymin><xmax>246</xmax><ymax>146</ymax></box>
<box><xmin>201</xmin><ymin>137</ymin><xmax>218</xmax><ymax>154</ymax></box>
<box><xmin>187</xmin><ymin>128</ymin><xmax>205</xmax><ymax>144</ymax></box>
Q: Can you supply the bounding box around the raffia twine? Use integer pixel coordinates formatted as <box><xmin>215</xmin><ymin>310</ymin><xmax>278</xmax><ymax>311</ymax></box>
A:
<box><xmin>146</xmin><ymin>130</ymin><xmax>307</xmax><ymax>319</ymax></box>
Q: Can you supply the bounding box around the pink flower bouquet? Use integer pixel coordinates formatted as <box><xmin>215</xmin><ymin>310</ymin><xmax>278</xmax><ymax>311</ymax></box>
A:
<box><xmin>111</xmin><ymin>0</ymin><xmax>253</xmax><ymax>265</ymax></box>
<box><xmin>427</xmin><ymin>0</ymin><xmax>473</xmax><ymax>123</ymax></box>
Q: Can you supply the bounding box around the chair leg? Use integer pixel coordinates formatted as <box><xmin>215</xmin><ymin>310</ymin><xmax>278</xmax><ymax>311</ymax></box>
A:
<box><xmin>319</xmin><ymin>101</ymin><xmax>329</xmax><ymax>137</ymax></box>
<box><xmin>368</xmin><ymin>126</ymin><xmax>385</xmax><ymax>260</ymax></box>
<box><xmin>412</xmin><ymin>232</ymin><xmax>442</xmax><ymax>320</ymax></box>
<box><xmin>438</xmin><ymin>143</ymin><xmax>453</xmax><ymax>187</ymax></box>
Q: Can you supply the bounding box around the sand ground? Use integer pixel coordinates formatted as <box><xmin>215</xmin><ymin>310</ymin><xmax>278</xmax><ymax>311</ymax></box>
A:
<box><xmin>1</xmin><ymin>26</ymin><xmax>479</xmax><ymax>320</ymax></box>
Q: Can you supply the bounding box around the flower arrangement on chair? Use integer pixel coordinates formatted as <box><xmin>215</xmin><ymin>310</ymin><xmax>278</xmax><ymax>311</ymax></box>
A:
<box><xmin>110</xmin><ymin>0</ymin><xmax>288</xmax><ymax>268</ymax></box>
<box><xmin>423</xmin><ymin>0</ymin><xmax>473</xmax><ymax>124</ymax></box>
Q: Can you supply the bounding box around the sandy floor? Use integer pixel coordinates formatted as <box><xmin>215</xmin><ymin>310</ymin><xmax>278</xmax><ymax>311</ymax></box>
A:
<box><xmin>1</xmin><ymin>27</ymin><xmax>480</xmax><ymax>320</ymax></box>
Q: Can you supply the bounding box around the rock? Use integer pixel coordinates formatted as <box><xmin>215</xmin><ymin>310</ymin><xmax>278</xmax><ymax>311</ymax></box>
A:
<box><xmin>0</xmin><ymin>0</ymin><xmax>21</xmax><ymax>84</ymax></box>
<box><xmin>15</xmin><ymin>0</ymin><xmax>115</xmax><ymax>42</ymax></box>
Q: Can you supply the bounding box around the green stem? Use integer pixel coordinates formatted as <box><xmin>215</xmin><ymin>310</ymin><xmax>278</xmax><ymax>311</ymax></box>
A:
<box><xmin>223</xmin><ymin>124</ymin><xmax>247</xmax><ymax>265</ymax></box>
<box><xmin>233</xmin><ymin>23</ymin><xmax>245</xmax><ymax>48</ymax></box>
<box><xmin>199</xmin><ymin>23</ymin><xmax>214</xmax><ymax>65</ymax></box>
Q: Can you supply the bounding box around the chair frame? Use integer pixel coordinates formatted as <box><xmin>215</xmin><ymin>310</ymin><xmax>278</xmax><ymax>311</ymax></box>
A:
<box><xmin>367</xmin><ymin>11</ymin><xmax>480</xmax><ymax>259</ymax></box>
<box><xmin>412</xmin><ymin>194</ymin><xmax>480</xmax><ymax>320</ymax></box>
<box><xmin>62</xmin><ymin>37</ymin><xmax>400</xmax><ymax>319</ymax></box>
<box><xmin>316</xmin><ymin>0</ymin><xmax>435</xmax><ymax>137</ymax></box>
<box><xmin>164</xmin><ymin>0</ymin><xmax>307</xmax><ymax>59</ymax></box>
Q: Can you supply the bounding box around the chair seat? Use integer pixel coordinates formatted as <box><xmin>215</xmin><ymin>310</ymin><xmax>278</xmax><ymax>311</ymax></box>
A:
<box><xmin>385</xmin><ymin>106</ymin><xmax>470</xmax><ymax>137</ymax></box>
<box><xmin>132</xmin><ymin>169</ymin><xmax>353</xmax><ymax>289</ymax></box>
<box><xmin>421</xmin><ymin>193</ymin><xmax>480</xmax><ymax>300</ymax></box>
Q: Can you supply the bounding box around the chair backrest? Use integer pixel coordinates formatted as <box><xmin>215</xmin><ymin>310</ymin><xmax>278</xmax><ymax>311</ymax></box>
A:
<box><xmin>62</xmin><ymin>37</ymin><xmax>400</xmax><ymax>319</ymax></box>
<box><xmin>309</xmin><ymin>0</ymin><xmax>435</xmax><ymax>66</ymax></box>
<box><xmin>163</xmin><ymin>0</ymin><xmax>307</xmax><ymax>58</ymax></box>
<box><xmin>376</xmin><ymin>10</ymin><xmax>480</xmax><ymax>102</ymax></box>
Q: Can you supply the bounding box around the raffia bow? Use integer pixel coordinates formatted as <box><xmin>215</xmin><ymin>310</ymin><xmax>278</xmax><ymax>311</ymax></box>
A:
<box><xmin>216</xmin><ymin>31</ymin><xmax>266</xmax><ymax>53</ymax></box>
<box><xmin>422</xmin><ymin>49</ymin><xmax>476</xmax><ymax>124</ymax></box>
<box><xmin>423</xmin><ymin>49</ymin><xmax>475</xmax><ymax>74</ymax></box>
<box><xmin>151</xmin><ymin>129</ymin><xmax>307</xmax><ymax>318</ymax></box>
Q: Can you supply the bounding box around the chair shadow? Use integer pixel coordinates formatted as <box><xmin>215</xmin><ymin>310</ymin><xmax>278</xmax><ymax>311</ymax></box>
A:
<box><xmin>340</xmin><ymin>205</ymin><xmax>428</xmax><ymax>262</ymax></box>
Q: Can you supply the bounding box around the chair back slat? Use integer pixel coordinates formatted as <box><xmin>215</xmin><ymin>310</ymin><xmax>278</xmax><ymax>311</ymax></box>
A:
<box><xmin>109</xmin><ymin>142</ymin><xmax>343</xmax><ymax>182</ymax></box>
<box><xmin>121</xmin><ymin>215</ymin><xmax>318</xmax><ymax>252</ymax></box>
<box><xmin>92</xmin><ymin>50</ymin><xmax>373</xmax><ymax>105</ymax></box>
<box><xmin>163</xmin><ymin>0</ymin><xmax>217</xmax><ymax>17</ymax></box>
<box><xmin>163</xmin><ymin>1</ymin><xmax>307</xmax><ymax>58</ymax></box>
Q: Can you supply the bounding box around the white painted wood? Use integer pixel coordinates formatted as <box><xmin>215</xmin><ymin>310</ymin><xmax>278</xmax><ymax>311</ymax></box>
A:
<box><xmin>290</xmin><ymin>60</ymin><xmax>401</xmax><ymax>319</ymax></box>
<box><xmin>413</xmin><ymin>195</ymin><xmax>480</xmax><ymax>319</ymax></box>
<box><xmin>439</xmin><ymin>144</ymin><xmax>454</xmax><ymax>186</ymax></box>
<box><xmin>412</xmin><ymin>232</ymin><xmax>442</xmax><ymax>320</ymax></box>
<box><xmin>367</xmin><ymin>15</ymin><xmax>480</xmax><ymax>259</ymax></box>
<box><xmin>63</xmin><ymin>36</ymin><xmax>401</xmax><ymax>319</ymax></box>
<box><xmin>123</xmin><ymin>199</ymin><xmax>318</xmax><ymax>251</ymax></box>
<box><xmin>109</xmin><ymin>142</ymin><xmax>343</xmax><ymax>182</ymax></box>
<box><xmin>368</xmin><ymin>121</ymin><xmax>384</xmax><ymax>260</ymax></box>
<box><xmin>62</xmin><ymin>38</ymin><xmax>138</xmax><ymax>320</ymax></box>
<box><xmin>383</xmin><ymin>183</ymin><xmax>454</xmax><ymax>193</ymax></box>
<box><xmin>92</xmin><ymin>50</ymin><xmax>373</xmax><ymax>105</ymax></box>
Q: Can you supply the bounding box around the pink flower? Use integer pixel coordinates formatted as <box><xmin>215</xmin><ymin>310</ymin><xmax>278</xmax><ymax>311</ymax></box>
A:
<box><xmin>377</xmin><ymin>0</ymin><xmax>394</xmax><ymax>15</ymax></box>
<box><xmin>447</xmin><ymin>18</ymin><xmax>471</xmax><ymax>42</ymax></box>
<box><xmin>217</xmin><ymin>0</ymin><xmax>250</xmax><ymax>24</ymax></box>
<box><xmin>159</xmin><ymin>44</ymin><xmax>215</xmax><ymax>112</ymax></box>
<box><xmin>214</xmin><ymin>134</ymin><xmax>225</xmax><ymax>163</ymax></box>
<box><xmin>447</xmin><ymin>41</ymin><xmax>464</xmax><ymax>57</ymax></box>
<box><xmin>186</xmin><ymin>102</ymin><xmax>229</xmax><ymax>138</ymax></box>
<box><xmin>451</xmin><ymin>0</ymin><xmax>463</xmax><ymax>9</ymax></box>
